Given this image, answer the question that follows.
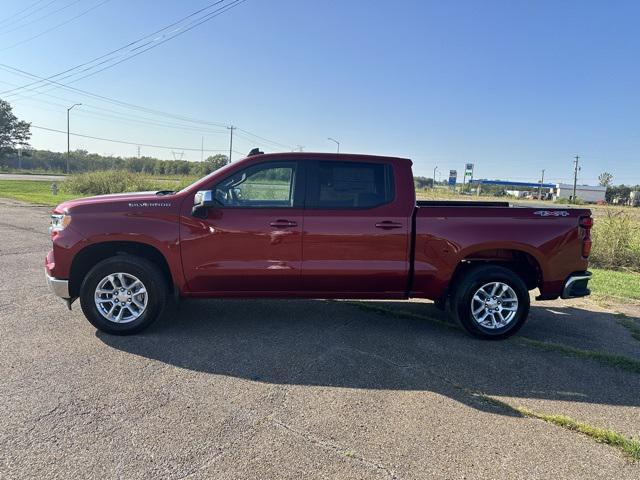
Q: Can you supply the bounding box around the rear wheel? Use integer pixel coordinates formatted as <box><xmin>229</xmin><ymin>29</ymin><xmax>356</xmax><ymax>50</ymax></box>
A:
<box><xmin>79</xmin><ymin>256</ymin><xmax>166</xmax><ymax>335</ymax></box>
<box><xmin>450</xmin><ymin>264</ymin><xmax>530</xmax><ymax>339</ymax></box>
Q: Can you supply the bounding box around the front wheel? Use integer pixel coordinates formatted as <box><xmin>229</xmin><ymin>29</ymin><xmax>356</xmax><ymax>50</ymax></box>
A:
<box><xmin>79</xmin><ymin>255</ymin><xmax>167</xmax><ymax>335</ymax></box>
<box><xmin>450</xmin><ymin>264</ymin><xmax>530</xmax><ymax>339</ymax></box>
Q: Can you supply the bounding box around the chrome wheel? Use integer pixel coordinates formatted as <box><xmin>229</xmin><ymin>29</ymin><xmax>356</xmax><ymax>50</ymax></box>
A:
<box><xmin>94</xmin><ymin>273</ymin><xmax>148</xmax><ymax>324</ymax></box>
<box><xmin>471</xmin><ymin>281</ymin><xmax>519</xmax><ymax>329</ymax></box>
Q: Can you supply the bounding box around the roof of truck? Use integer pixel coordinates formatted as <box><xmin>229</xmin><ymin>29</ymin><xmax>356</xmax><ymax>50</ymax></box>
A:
<box><xmin>240</xmin><ymin>151</ymin><xmax>412</xmax><ymax>164</ymax></box>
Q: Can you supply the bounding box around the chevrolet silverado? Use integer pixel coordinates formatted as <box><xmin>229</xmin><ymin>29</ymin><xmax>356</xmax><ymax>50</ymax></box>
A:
<box><xmin>46</xmin><ymin>151</ymin><xmax>593</xmax><ymax>339</ymax></box>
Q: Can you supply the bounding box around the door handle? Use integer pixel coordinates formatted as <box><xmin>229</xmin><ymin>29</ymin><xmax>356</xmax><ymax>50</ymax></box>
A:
<box><xmin>270</xmin><ymin>219</ymin><xmax>298</xmax><ymax>228</ymax></box>
<box><xmin>375</xmin><ymin>221</ymin><xmax>403</xmax><ymax>230</ymax></box>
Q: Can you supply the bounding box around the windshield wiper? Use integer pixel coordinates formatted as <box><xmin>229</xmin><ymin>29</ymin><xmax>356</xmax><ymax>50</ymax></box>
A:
<box><xmin>156</xmin><ymin>190</ymin><xmax>176</xmax><ymax>196</ymax></box>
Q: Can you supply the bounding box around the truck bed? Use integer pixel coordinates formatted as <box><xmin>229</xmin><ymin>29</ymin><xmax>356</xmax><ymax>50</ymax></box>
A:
<box><xmin>417</xmin><ymin>200</ymin><xmax>510</xmax><ymax>208</ymax></box>
<box><xmin>411</xmin><ymin>203</ymin><xmax>591</xmax><ymax>301</ymax></box>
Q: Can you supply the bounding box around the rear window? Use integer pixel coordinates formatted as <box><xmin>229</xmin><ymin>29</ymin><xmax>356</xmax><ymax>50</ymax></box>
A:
<box><xmin>307</xmin><ymin>161</ymin><xmax>394</xmax><ymax>208</ymax></box>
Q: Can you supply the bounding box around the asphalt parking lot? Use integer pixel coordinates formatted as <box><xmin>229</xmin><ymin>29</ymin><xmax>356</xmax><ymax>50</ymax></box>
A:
<box><xmin>1</xmin><ymin>198</ymin><xmax>639</xmax><ymax>479</ymax></box>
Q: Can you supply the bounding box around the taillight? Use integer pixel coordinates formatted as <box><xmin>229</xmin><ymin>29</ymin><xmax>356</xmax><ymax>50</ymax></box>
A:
<box><xmin>579</xmin><ymin>215</ymin><xmax>593</xmax><ymax>258</ymax></box>
<box><xmin>579</xmin><ymin>216</ymin><xmax>593</xmax><ymax>229</ymax></box>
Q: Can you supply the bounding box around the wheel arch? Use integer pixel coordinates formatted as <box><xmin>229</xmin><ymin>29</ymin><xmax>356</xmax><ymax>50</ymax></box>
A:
<box><xmin>69</xmin><ymin>241</ymin><xmax>174</xmax><ymax>298</ymax></box>
<box><xmin>449</xmin><ymin>247</ymin><xmax>543</xmax><ymax>295</ymax></box>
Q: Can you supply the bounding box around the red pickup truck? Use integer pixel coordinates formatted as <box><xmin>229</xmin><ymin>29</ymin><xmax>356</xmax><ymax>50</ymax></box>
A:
<box><xmin>46</xmin><ymin>151</ymin><xmax>593</xmax><ymax>339</ymax></box>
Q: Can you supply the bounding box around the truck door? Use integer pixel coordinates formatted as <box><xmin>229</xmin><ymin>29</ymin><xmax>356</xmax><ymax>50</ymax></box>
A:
<box><xmin>301</xmin><ymin>160</ymin><xmax>411</xmax><ymax>295</ymax></box>
<box><xmin>180</xmin><ymin>161</ymin><xmax>304</xmax><ymax>293</ymax></box>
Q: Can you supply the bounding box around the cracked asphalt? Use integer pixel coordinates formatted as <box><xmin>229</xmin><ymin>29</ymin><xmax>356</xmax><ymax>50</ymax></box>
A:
<box><xmin>0</xmin><ymin>198</ymin><xmax>639</xmax><ymax>479</ymax></box>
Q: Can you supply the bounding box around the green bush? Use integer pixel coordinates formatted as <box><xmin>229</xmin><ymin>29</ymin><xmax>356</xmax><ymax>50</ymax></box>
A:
<box><xmin>554</xmin><ymin>197</ymin><xmax>585</xmax><ymax>205</ymax></box>
<box><xmin>62</xmin><ymin>170</ymin><xmax>157</xmax><ymax>196</ymax></box>
<box><xmin>590</xmin><ymin>209</ymin><xmax>640</xmax><ymax>272</ymax></box>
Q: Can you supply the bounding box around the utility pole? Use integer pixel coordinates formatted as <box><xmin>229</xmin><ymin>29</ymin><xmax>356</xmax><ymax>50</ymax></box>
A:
<box><xmin>201</xmin><ymin>136</ymin><xmax>204</xmax><ymax>162</ymax></box>
<box><xmin>433</xmin><ymin>166</ymin><xmax>438</xmax><ymax>188</ymax></box>
<box><xmin>538</xmin><ymin>168</ymin><xmax>545</xmax><ymax>200</ymax></box>
<box><xmin>17</xmin><ymin>147</ymin><xmax>22</xmax><ymax>170</ymax></box>
<box><xmin>572</xmin><ymin>155</ymin><xmax>580</xmax><ymax>203</ymax></box>
<box><xmin>327</xmin><ymin>137</ymin><xmax>340</xmax><ymax>154</ymax></box>
<box><xmin>66</xmin><ymin>103</ymin><xmax>81</xmax><ymax>174</ymax></box>
<box><xmin>137</xmin><ymin>145</ymin><xmax>141</xmax><ymax>158</ymax></box>
<box><xmin>227</xmin><ymin>126</ymin><xmax>235</xmax><ymax>162</ymax></box>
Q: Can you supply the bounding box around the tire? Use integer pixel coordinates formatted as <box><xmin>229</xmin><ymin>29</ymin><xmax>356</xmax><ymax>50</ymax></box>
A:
<box><xmin>79</xmin><ymin>255</ymin><xmax>167</xmax><ymax>335</ymax></box>
<box><xmin>450</xmin><ymin>264</ymin><xmax>530</xmax><ymax>340</ymax></box>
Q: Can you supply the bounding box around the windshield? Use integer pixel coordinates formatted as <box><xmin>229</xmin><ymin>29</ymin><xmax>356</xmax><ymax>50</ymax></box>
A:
<box><xmin>178</xmin><ymin>161</ymin><xmax>238</xmax><ymax>194</ymax></box>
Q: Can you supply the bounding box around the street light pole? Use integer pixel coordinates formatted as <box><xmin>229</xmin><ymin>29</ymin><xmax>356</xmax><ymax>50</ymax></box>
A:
<box><xmin>433</xmin><ymin>166</ymin><xmax>438</xmax><ymax>188</ymax></box>
<box><xmin>327</xmin><ymin>137</ymin><xmax>340</xmax><ymax>154</ymax></box>
<box><xmin>66</xmin><ymin>103</ymin><xmax>81</xmax><ymax>174</ymax></box>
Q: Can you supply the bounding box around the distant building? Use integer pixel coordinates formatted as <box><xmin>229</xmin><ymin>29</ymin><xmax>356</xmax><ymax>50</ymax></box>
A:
<box><xmin>554</xmin><ymin>183</ymin><xmax>606</xmax><ymax>203</ymax></box>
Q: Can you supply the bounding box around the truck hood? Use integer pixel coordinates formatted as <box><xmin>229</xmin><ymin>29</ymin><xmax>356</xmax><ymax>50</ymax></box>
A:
<box><xmin>53</xmin><ymin>191</ymin><xmax>177</xmax><ymax>213</ymax></box>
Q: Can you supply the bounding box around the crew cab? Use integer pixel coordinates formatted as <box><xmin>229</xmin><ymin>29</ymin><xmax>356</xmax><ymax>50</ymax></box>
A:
<box><xmin>46</xmin><ymin>151</ymin><xmax>593</xmax><ymax>339</ymax></box>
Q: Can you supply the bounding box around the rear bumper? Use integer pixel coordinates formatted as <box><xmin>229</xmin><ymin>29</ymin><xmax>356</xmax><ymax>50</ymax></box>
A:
<box><xmin>46</xmin><ymin>271</ymin><xmax>70</xmax><ymax>299</ymax></box>
<box><xmin>561</xmin><ymin>271</ymin><xmax>592</xmax><ymax>299</ymax></box>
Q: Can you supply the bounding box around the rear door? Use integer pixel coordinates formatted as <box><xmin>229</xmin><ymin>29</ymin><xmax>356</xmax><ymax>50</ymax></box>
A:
<box><xmin>301</xmin><ymin>160</ymin><xmax>411</xmax><ymax>295</ymax></box>
<box><xmin>180</xmin><ymin>160</ymin><xmax>304</xmax><ymax>293</ymax></box>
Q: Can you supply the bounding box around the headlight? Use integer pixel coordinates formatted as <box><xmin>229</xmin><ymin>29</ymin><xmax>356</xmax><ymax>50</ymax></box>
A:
<box><xmin>49</xmin><ymin>214</ymin><xmax>71</xmax><ymax>234</ymax></box>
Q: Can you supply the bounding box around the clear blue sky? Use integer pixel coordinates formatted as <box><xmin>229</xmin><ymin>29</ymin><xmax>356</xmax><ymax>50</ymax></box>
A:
<box><xmin>1</xmin><ymin>0</ymin><xmax>638</xmax><ymax>185</ymax></box>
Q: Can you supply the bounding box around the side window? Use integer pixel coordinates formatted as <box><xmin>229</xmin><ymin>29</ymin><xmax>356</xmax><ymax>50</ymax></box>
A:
<box><xmin>213</xmin><ymin>162</ymin><xmax>296</xmax><ymax>208</ymax></box>
<box><xmin>308</xmin><ymin>161</ymin><xmax>394</xmax><ymax>208</ymax></box>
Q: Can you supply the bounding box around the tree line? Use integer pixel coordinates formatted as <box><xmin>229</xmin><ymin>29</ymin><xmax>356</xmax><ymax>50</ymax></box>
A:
<box><xmin>0</xmin><ymin>147</ymin><xmax>229</xmax><ymax>176</ymax></box>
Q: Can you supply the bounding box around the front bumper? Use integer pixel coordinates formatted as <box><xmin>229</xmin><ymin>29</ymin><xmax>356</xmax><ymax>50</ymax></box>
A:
<box><xmin>45</xmin><ymin>271</ymin><xmax>70</xmax><ymax>299</ymax></box>
<box><xmin>561</xmin><ymin>271</ymin><xmax>592</xmax><ymax>299</ymax></box>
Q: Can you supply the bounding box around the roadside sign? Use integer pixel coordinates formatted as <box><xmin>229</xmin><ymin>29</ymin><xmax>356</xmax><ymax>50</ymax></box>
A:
<box><xmin>448</xmin><ymin>170</ymin><xmax>457</xmax><ymax>186</ymax></box>
<box><xmin>464</xmin><ymin>163</ymin><xmax>474</xmax><ymax>177</ymax></box>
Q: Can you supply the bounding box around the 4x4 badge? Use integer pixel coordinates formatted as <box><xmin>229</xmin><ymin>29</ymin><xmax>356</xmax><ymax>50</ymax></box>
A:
<box><xmin>534</xmin><ymin>210</ymin><xmax>570</xmax><ymax>217</ymax></box>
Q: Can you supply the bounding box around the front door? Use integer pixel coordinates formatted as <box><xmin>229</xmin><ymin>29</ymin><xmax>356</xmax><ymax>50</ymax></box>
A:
<box><xmin>181</xmin><ymin>161</ymin><xmax>304</xmax><ymax>293</ymax></box>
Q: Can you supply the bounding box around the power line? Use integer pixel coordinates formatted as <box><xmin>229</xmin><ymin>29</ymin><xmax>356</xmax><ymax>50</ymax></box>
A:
<box><xmin>0</xmin><ymin>81</ymin><xmax>228</xmax><ymax>135</ymax></box>
<box><xmin>0</xmin><ymin>0</ymin><xmax>110</xmax><ymax>52</ymax></box>
<box><xmin>0</xmin><ymin>0</ymin><xmax>226</xmax><ymax>93</ymax></box>
<box><xmin>235</xmin><ymin>128</ymin><xmax>292</xmax><ymax>150</ymax></box>
<box><xmin>1</xmin><ymin>0</ymin><xmax>246</xmax><ymax>97</ymax></box>
<box><xmin>0</xmin><ymin>0</ymin><xmax>56</xmax><ymax>29</ymax></box>
<box><xmin>0</xmin><ymin>63</ymin><xmax>228</xmax><ymax>128</ymax></box>
<box><xmin>0</xmin><ymin>64</ymin><xmax>293</xmax><ymax>150</ymax></box>
<box><xmin>31</xmin><ymin>124</ymin><xmax>229</xmax><ymax>153</ymax></box>
<box><xmin>0</xmin><ymin>0</ymin><xmax>84</xmax><ymax>36</ymax></box>
<box><xmin>22</xmin><ymin>97</ymin><xmax>229</xmax><ymax>135</ymax></box>
<box><xmin>55</xmin><ymin>0</ymin><xmax>248</xmax><ymax>90</ymax></box>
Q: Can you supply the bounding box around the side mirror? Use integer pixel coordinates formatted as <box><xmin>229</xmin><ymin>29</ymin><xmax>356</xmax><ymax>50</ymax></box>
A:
<box><xmin>192</xmin><ymin>190</ymin><xmax>216</xmax><ymax>217</ymax></box>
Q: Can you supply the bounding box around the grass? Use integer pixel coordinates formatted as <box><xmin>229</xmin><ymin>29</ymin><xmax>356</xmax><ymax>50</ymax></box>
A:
<box><xmin>0</xmin><ymin>179</ymin><xmax>77</xmax><ymax>206</ymax></box>
<box><xmin>589</xmin><ymin>268</ymin><xmax>640</xmax><ymax>301</ymax></box>
<box><xmin>0</xmin><ymin>174</ymin><xmax>196</xmax><ymax>207</ymax></box>
<box><xmin>62</xmin><ymin>170</ymin><xmax>196</xmax><ymax>196</ymax></box>
<box><xmin>590</xmin><ymin>209</ymin><xmax>640</xmax><ymax>271</ymax></box>
<box><xmin>472</xmin><ymin>394</ymin><xmax>640</xmax><ymax>461</ymax></box>
<box><xmin>520</xmin><ymin>410</ymin><xmax>640</xmax><ymax>461</ymax></box>
<box><xmin>513</xmin><ymin>337</ymin><xmax>640</xmax><ymax>374</ymax></box>
<box><xmin>616</xmin><ymin>314</ymin><xmax>640</xmax><ymax>342</ymax></box>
